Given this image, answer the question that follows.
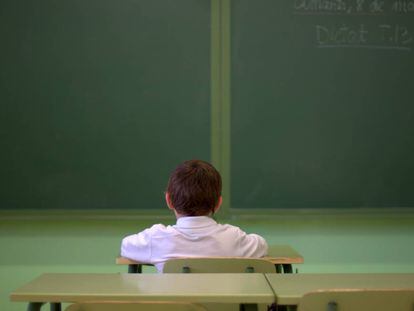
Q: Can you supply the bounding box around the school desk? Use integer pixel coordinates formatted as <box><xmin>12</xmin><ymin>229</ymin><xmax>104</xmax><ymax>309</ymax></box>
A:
<box><xmin>10</xmin><ymin>273</ymin><xmax>275</xmax><ymax>311</ymax></box>
<box><xmin>117</xmin><ymin>245</ymin><xmax>304</xmax><ymax>273</ymax></box>
<box><xmin>265</xmin><ymin>273</ymin><xmax>414</xmax><ymax>306</ymax></box>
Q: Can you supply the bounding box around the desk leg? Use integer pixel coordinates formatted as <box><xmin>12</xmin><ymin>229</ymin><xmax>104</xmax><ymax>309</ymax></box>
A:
<box><xmin>275</xmin><ymin>264</ymin><xmax>294</xmax><ymax>274</ymax></box>
<box><xmin>275</xmin><ymin>264</ymin><xmax>282</xmax><ymax>273</ymax></box>
<box><xmin>274</xmin><ymin>306</ymin><xmax>297</xmax><ymax>311</ymax></box>
<box><xmin>128</xmin><ymin>264</ymin><xmax>142</xmax><ymax>273</ymax></box>
<box><xmin>50</xmin><ymin>303</ymin><xmax>61</xmax><ymax>311</ymax></box>
<box><xmin>27</xmin><ymin>302</ymin><xmax>44</xmax><ymax>311</ymax></box>
<box><xmin>239</xmin><ymin>303</ymin><xmax>258</xmax><ymax>311</ymax></box>
<box><xmin>282</xmin><ymin>264</ymin><xmax>293</xmax><ymax>274</ymax></box>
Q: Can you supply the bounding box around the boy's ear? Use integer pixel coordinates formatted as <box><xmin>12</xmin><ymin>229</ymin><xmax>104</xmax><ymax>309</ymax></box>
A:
<box><xmin>165</xmin><ymin>192</ymin><xmax>174</xmax><ymax>210</ymax></box>
<box><xmin>214</xmin><ymin>196</ymin><xmax>223</xmax><ymax>213</ymax></box>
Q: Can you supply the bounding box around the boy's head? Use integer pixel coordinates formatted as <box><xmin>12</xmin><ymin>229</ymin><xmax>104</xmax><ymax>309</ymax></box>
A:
<box><xmin>166</xmin><ymin>160</ymin><xmax>222</xmax><ymax>217</ymax></box>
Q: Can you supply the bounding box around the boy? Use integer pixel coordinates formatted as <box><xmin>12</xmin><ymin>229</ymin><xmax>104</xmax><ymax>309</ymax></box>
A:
<box><xmin>121</xmin><ymin>159</ymin><xmax>268</xmax><ymax>272</ymax></box>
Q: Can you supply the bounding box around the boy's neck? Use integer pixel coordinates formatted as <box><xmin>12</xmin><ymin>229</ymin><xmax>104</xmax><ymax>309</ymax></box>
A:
<box><xmin>174</xmin><ymin>212</ymin><xmax>213</xmax><ymax>219</ymax></box>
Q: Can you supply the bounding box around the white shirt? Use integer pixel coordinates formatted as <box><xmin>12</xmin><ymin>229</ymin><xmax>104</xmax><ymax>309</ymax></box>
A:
<box><xmin>121</xmin><ymin>216</ymin><xmax>268</xmax><ymax>272</ymax></box>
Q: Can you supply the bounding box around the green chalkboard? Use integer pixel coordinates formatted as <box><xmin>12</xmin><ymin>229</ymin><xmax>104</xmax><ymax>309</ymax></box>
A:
<box><xmin>0</xmin><ymin>0</ymin><xmax>211</xmax><ymax>210</ymax></box>
<box><xmin>231</xmin><ymin>0</ymin><xmax>414</xmax><ymax>209</ymax></box>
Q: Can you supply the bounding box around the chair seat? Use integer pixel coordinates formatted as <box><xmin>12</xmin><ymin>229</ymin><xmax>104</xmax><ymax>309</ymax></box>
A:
<box><xmin>298</xmin><ymin>289</ymin><xmax>414</xmax><ymax>311</ymax></box>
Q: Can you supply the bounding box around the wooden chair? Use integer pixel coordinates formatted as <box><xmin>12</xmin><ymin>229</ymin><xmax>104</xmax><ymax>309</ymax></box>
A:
<box><xmin>162</xmin><ymin>258</ymin><xmax>276</xmax><ymax>311</ymax></box>
<box><xmin>297</xmin><ymin>289</ymin><xmax>414</xmax><ymax>311</ymax></box>
<box><xmin>163</xmin><ymin>257</ymin><xmax>277</xmax><ymax>273</ymax></box>
<box><xmin>65</xmin><ymin>301</ymin><xmax>207</xmax><ymax>311</ymax></box>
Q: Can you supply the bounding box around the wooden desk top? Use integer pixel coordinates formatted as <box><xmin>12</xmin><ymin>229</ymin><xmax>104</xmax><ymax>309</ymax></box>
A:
<box><xmin>10</xmin><ymin>273</ymin><xmax>275</xmax><ymax>304</ymax></box>
<box><xmin>116</xmin><ymin>245</ymin><xmax>304</xmax><ymax>265</ymax></box>
<box><xmin>265</xmin><ymin>273</ymin><xmax>414</xmax><ymax>305</ymax></box>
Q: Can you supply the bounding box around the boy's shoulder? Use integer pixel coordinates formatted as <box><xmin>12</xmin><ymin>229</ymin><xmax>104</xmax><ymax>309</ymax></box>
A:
<box><xmin>144</xmin><ymin>223</ymin><xmax>178</xmax><ymax>235</ymax></box>
<box><xmin>216</xmin><ymin>222</ymin><xmax>247</xmax><ymax>234</ymax></box>
<box><xmin>146</xmin><ymin>223</ymin><xmax>169</xmax><ymax>231</ymax></box>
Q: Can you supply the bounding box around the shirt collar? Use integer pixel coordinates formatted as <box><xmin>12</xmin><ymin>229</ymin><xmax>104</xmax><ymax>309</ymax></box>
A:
<box><xmin>175</xmin><ymin>216</ymin><xmax>217</xmax><ymax>229</ymax></box>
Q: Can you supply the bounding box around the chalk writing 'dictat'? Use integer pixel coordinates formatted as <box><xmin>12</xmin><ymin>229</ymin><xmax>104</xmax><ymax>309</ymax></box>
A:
<box><xmin>316</xmin><ymin>24</ymin><xmax>412</xmax><ymax>50</ymax></box>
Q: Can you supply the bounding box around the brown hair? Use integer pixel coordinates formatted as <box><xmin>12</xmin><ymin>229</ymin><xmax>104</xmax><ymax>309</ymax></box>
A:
<box><xmin>166</xmin><ymin>160</ymin><xmax>222</xmax><ymax>216</ymax></box>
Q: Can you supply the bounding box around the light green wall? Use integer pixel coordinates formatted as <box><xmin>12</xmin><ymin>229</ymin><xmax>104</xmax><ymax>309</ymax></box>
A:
<box><xmin>2</xmin><ymin>214</ymin><xmax>414</xmax><ymax>311</ymax></box>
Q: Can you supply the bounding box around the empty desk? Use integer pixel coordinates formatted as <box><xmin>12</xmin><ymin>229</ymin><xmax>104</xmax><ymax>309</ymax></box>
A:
<box><xmin>10</xmin><ymin>273</ymin><xmax>275</xmax><ymax>311</ymax></box>
<box><xmin>265</xmin><ymin>273</ymin><xmax>414</xmax><ymax>306</ymax></box>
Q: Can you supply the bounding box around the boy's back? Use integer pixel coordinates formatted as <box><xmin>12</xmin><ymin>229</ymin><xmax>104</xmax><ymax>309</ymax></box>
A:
<box><xmin>121</xmin><ymin>216</ymin><xmax>267</xmax><ymax>272</ymax></box>
<box><xmin>120</xmin><ymin>160</ymin><xmax>268</xmax><ymax>272</ymax></box>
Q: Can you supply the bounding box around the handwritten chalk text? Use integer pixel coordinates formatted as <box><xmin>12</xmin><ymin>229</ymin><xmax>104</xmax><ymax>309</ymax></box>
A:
<box><xmin>294</xmin><ymin>0</ymin><xmax>414</xmax><ymax>13</ymax></box>
<box><xmin>316</xmin><ymin>24</ymin><xmax>413</xmax><ymax>49</ymax></box>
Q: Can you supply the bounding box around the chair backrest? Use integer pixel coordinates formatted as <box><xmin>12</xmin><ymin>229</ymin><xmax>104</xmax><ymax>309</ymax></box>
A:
<box><xmin>65</xmin><ymin>301</ymin><xmax>207</xmax><ymax>311</ymax></box>
<box><xmin>163</xmin><ymin>257</ymin><xmax>276</xmax><ymax>273</ymax></box>
<box><xmin>298</xmin><ymin>289</ymin><xmax>414</xmax><ymax>311</ymax></box>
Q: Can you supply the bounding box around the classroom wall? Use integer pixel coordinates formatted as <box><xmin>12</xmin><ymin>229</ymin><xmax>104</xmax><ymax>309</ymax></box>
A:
<box><xmin>2</xmin><ymin>214</ymin><xmax>414</xmax><ymax>311</ymax></box>
<box><xmin>2</xmin><ymin>1</ymin><xmax>413</xmax><ymax>310</ymax></box>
